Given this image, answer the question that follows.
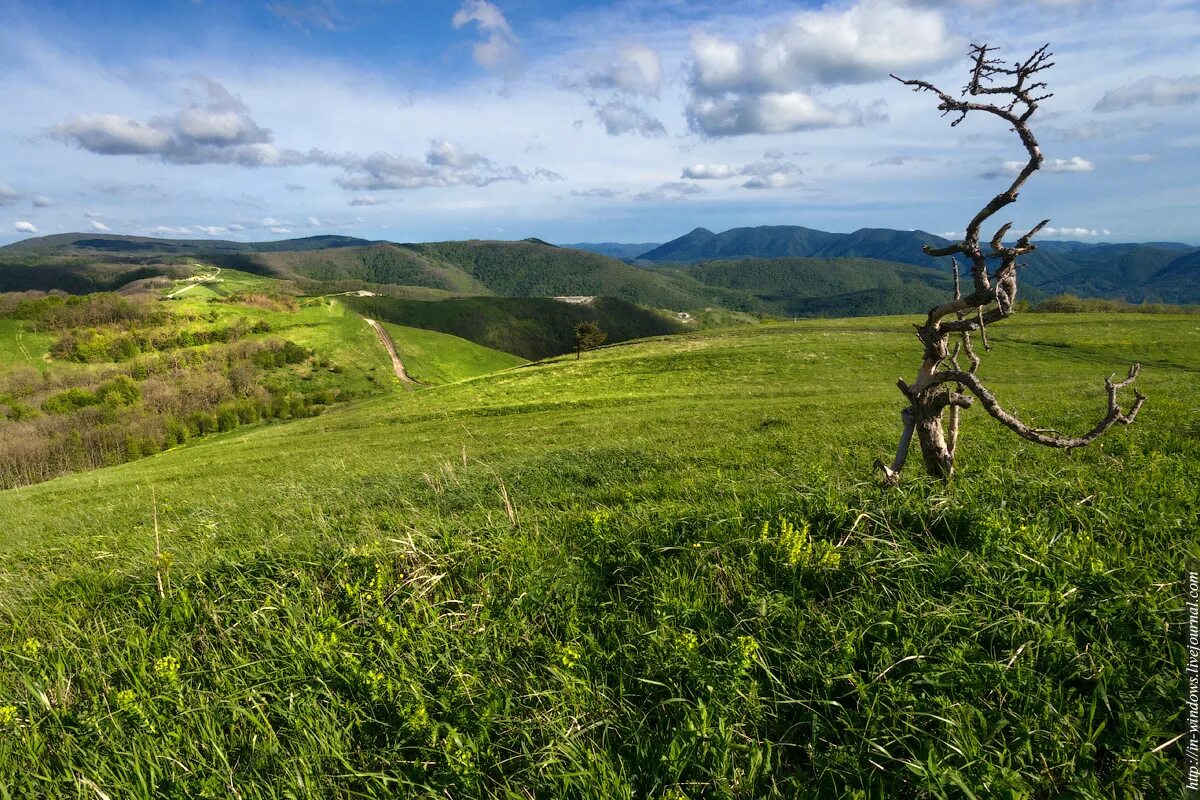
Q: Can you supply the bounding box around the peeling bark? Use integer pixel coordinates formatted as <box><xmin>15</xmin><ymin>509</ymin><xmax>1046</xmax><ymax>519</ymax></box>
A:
<box><xmin>878</xmin><ymin>44</ymin><xmax>1144</xmax><ymax>482</ymax></box>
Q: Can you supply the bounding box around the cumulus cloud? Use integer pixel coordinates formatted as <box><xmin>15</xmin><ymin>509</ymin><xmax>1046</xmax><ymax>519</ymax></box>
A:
<box><xmin>1129</xmin><ymin>153</ymin><xmax>1155</xmax><ymax>163</ymax></box>
<box><xmin>635</xmin><ymin>182</ymin><xmax>705</xmax><ymax>202</ymax></box>
<box><xmin>687</xmin><ymin>91</ymin><xmax>877</xmax><ymax>137</ymax></box>
<box><xmin>54</xmin><ymin>79</ymin><xmax>289</xmax><ymax>167</ymax></box>
<box><xmin>1046</xmin><ymin>156</ymin><xmax>1095</xmax><ymax>173</ymax></box>
<box><xmin>31</xmin><ymin>195</ymin><xmax>54</xmax><ymax>207</ymax></box>
<box><xmin>348</xmin><ymin>195</ymin><xmax>388</xmax><ymax>206</ymax></box>
<box><xmin>681</xmin><ymin>163</ymin><xmax>735</xmax><ymax>180</ymax></box>
<box><xmin>14</xmin><ymin>221</ymin><xmax>39</xmax><ymax>233</ymax></box>
<box><xmin>89</xmin><ymin>220</ymin><xmax>111</xmax><ymax>232</ymax></box>
<box><xmin>55</xmin><ymin>85</ymin><xmax>555</xmax><ymax>195</ymax></box>
<box><xmin>307</xmin><ymin>216</ymin><xmax>321</xmax><ymax>228</ymax></box>
<box><xmin>1095</xmin><ymin>75</ymin><xmax>1200</xmax><ymax>112</ymax></box>
<box><xmin>739</xmin><ymin>159</ymin><xmax>805</xmax><ymax>189</ymax></box>
<box><xmin>980</xmin><ymin>155</ymin><xmax>1094</xmax><ymax>179</ymax></box>
<box><xmin>195</xmin><ymin>225</ymin><xmax>230</xmax><ymax>235</ymax></box>
<box><xmin>145</xmin><ymin>225</ymin><xmax>194</xmax><ymax>236</ymax></box>
<box><xmin>577</xmin><ymin>44</ymin><xmax>663</xmax><ymax>98</ymax></box>
<box><xmin>592</xmin><ymin>100</ymin><xmax>665</xmax><ymax>137</ymax></box>
<box><xmin>563</xmin><ymin>44</ymin><xmax>667</xmax><ymax>137</ymax></box>
<box><xmin>685</xmin><ymin>0</ymin><xmax>955</xmax><ymax>136</ymax></box>
<box><xmin>0</xmin><ymin>185</ymin><xmax>19</xmax><ymax>206</ymax></box>
<box><xmin>334</xmin><ymin>139</ymin><xmax>555</xmax><ymax>191</ymax></box>
<box><xmin>452</xmin><ymin>0</ymin><xmax>520</xmax><ymax>72</ymax></box>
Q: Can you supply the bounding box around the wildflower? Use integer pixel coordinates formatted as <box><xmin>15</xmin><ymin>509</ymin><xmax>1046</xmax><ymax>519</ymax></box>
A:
<box><xmin>736</xmin><ymin>635</ymin><xmax>759</xmax><ymax>672</ymax></box>
<box><xmin>559</xmin><ymin>645</ymin><xmax>581</xmax><ymax>670</ymax></box>
<box><xmin>153</xmin><ymin>656</ymin><xmax>181</xmax><ymax>685</ymax></box>
<box><xmin>0</xmin><ymin>705</ymin><xmax>18</xmax><ymax>728</ymax></box>
<box><xmin>20</xmin><ymin>638</ymin><xmax>41</xmax><ymax>657</ymax></box>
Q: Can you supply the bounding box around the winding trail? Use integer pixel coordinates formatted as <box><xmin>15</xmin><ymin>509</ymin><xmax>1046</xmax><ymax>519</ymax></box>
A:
<box><xmin>364</xmin><ymin>318</ymin><xmax>417</xmax><ymax>388</ymax></box>
<box><xmin>166</xmin><ymin>266</ymin><xmax>222</xmax><ymax>298</ymax></box>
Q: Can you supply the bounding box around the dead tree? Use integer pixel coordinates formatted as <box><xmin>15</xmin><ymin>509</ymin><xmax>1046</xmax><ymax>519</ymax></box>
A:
<box><xmin>876</xmin><ymin>44</ymin><xmax>1145</xmax><ymax>483</ymax></box>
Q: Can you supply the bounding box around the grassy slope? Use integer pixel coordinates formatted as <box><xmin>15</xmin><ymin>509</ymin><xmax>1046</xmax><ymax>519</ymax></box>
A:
<box><xmin>377</xmin><ymin>321</ymin><xmax>527</xmax><ymax>385</ymax></box>
<box><xmin>0</xmin><ymin>314</ymin><xmax>1196</xmax><ymax>797</ymax></box>
<box><xmin>673</xmin><ymin>257</ymin><xmax>955</xmax><ymax>317</ymax></box>
<box><xmin>345</xmin><ymin>295</ymin><xmax>685</xmax><ymax>360</ymax></box>
<box><xmin>0</xmin><ymin>319</ymin><xmax>53</xmax><ymax>371</ymax></box>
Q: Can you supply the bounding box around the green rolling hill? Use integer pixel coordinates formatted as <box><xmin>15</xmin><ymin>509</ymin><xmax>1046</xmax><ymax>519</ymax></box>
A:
<box><xmin>344</xmin><ymin>294</ymin><xmax>684</xmax><ymax>360</ymax></box>
<box><xmin>0</xmin><ymin>312</ymin><xmax>1194</xmax><ymax>797</ymax></box>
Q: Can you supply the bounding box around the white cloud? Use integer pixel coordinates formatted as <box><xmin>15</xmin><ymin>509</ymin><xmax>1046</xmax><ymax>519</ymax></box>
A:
<box><xmin>13</xmin><ymin>221</ymin><xmax>38</xmax><ymax>234</ymax></box>
<box><xmin>335</xmin><ymin>139</ymin><xmax>547</xmax><ymax>190</ymax></box>
<box><xmin>1129</xmin><ymin>153</ymin><xmax>1155</xmax><ymax>163</ymax></box>
<box><xmin>568</xmin><ymin>187</ymin><xmax>620</xmax><ymax>198</ymax></box>
<box><xmin>195</xmin><ymin>225</ymin><xmax>230</xmax><ymax>235</ymax></box>
<box><xmin>145</xmin><ymin>225</ymin><xmax>194</xmax><ymax>236</ymax></box>
<box><xmin>687</xmin><ymin>91</ymin><xmax>872</xmax><ymax>136</ymax></box>
<box><xmin>1046</xmin><ymin>156</ymin><xmax>1096</xmax><ymax>173</ymax></box>
<box><xmin>31</xmin><ymin>194</ymin><xmax>54</xmax><ymax>207</ymax></box>
<box><xmin>690</xmin><ymin>2</ymin><xmax>958</xmax><ymax>92</ymax></box>
<box><xmin>684</xmin><ymin>0</ymin><xmax>955</xmax><ymax>137</ymax></box>
<box><xmin>54</xmin><ymin>79</ymin><xmax>285</xmax><ymax>166</ymax></box>
<box><xmin>982</xmin><ymin>155</ymin><xmax>1095</xmax><ymax>179</ymax></box>
<box><xmin>740</xmin><ymin>159</ymin><xmax>805</xmax><ymax>190</ymax></box>
<box><xmin>89</xmin><ymin>220</ymin><xmax>110</xmax><ymax>232</ymax></box>
<box><xmin>579</xmin><ymin>44</ymin><xmax>663</xmax><ymax>98</ymax></box>
<box><xmin>452</xmin><ymin>0</ymin><xmax>520</xmax><ymax>72</ymax></box>
<box><xmin>681</xmin><ymin>163</ymin><xmax>735</xmax><ymax>179</ymax></box>
<box><xmin>1095</xmin><ymin>75</ymin><xmax>1200</xmax><ymax>111</ymax></box>
<box><xmin>269</xmin><ymin>226</ymin><xmax>292</xmax><ymax>234</ymax></box>
<box><xmin>348</xmin><ymin>195</ymin><xmax>388</xmax><ymax>206</ymax></box>
<box><xmin>634</xmin><ymin>182</ymin><xmax>705</xmax><ymax>202</ymax></box>
<box><xmin>592</xmin><ymin>100</ymin><xmax>665</xmax><ymax>137</ymax></box>
<box><xmin>307</xmin><ymin>216</ymin><xmax>321</xmax><ymax>227</ymax></box>
<box><xmin>0</xmin><ymin>185</ymin><xmax>19</xmax><ymax>206</ymax></box>
<box><xmin>1042</xmin><ymin>226</ymin><xmax>1112</xmax><ymax>238</ymax></box>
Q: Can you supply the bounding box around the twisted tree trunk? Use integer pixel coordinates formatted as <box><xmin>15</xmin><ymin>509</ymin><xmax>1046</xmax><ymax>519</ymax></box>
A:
<box><xmin>876</xmin><ymin>44</ymin><xmax>1145</xmax><ymax>483</ymax></box>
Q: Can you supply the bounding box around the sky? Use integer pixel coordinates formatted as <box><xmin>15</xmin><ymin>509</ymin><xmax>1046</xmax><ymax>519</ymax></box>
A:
<box><xmin>1</xmin><ymin>0</ymin><xmax>1197</xmax><ymax>246</ymax></box>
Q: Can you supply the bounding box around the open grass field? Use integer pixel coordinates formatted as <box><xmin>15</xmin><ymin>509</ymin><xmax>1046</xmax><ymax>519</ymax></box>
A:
<box><xmin>0</xmin><ymin>313</ymin><xmax>1196</xmax><ymax>798</ymax></box>
<box><xmin>0</xmin><ymin>319</ymin><xmax>53</xmax><ymax>371</ymax></box>
<box><xmin>376</xmin><ymin>321</ymin><xmax>527</xmax><ymax>385</ymax></box>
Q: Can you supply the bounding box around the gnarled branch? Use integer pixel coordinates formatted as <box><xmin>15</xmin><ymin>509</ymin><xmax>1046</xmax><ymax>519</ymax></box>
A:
<box><xmin>930</xmin><ymin>365</ymin><xmax>1146</xmax><ymax>449</ymax></box>
<box><xmin>878</xmin><ymin>43</ymin><xmax>1145</xmax><ymax>484</ymax></box>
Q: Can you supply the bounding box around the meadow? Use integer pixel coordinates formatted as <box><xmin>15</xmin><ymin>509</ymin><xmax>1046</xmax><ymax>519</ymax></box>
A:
<box><xmin>0</xmin><ymin>312</ymin><xmax>1196</xmax><ymax>798</ymax></box>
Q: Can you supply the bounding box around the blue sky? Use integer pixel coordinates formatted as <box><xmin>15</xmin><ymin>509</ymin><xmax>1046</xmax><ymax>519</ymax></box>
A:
<box><xmin>2</xmin><ymin>0</ymin><xmax>1198</xmax><ymax>246</ymax></box>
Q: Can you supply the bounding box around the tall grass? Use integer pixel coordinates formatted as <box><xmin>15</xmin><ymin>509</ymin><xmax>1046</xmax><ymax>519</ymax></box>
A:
<box><xmin>0</xmin><ymin>314</ymin><xmax>1196</xmax><ymax>798</ymax></box>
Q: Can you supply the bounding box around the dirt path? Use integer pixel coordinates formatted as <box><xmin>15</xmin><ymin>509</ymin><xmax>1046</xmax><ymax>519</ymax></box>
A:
<box><xmin>166</xmin><ymin>266</ymin><xmax>222</xmax><ymax>298</ymax></box>
<box><xmin>364</xmin><ymin>319</ymin><xmax>417</xmax><ymax>388</ymax></box>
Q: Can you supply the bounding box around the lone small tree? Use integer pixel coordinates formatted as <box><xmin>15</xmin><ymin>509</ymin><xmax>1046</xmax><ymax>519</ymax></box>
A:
<box><xmin>877</xmin><ymin>44</ymin><xmax>1145</xmax><ymax>483</ymax></box>
<box><xmin>573</xmin><ymin>320</ymin><xmax>607</xmax><ymax>360</ymax></box>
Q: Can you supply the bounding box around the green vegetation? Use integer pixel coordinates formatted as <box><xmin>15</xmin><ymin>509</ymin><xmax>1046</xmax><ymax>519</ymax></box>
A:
<box><xmin>573</xmin><ymin>320</ymin><xmax>607</xmax><ymax>359</ymax></box>
<box><xmin>0</xmin><ymin>287</ymin><xmax>399</xmax><ymax>488</ymax></box>
<box><xmin>661</xmin><ymin>256</ymin><xmax>958</xmax><ymax>318</ymax></box>
<box><xmin>0</xmin><ymin>313</ymin><xmax>1194</xmax><ymax>798</ymax></box>
<box><xmin>1036</xmin><ymin>294</ymin><xmax>1200</xmax><ymax>314</ymax></box>
<box><xmin>375</xmin><ymin>322</ymin><xmax>526</xmax><ymax>385</ymax></box>
<box><xmin>345</xmin><ymin>295</ymin><xmax>683</xmax><ymax>360</ymax></box>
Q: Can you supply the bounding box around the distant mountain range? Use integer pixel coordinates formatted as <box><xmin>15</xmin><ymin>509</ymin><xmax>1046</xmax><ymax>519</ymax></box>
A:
<box><xmin>4</xmin><ymin>226</ymin><xmax>1198</xmax><ymax>309</ymax></box>
<box><xmin>568</xmin><ymin>225</ymin><xmax>1199</xmax><ymax>305</ymax></box>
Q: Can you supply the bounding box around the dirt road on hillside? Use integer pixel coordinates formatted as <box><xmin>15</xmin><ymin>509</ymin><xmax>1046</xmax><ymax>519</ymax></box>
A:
<box><xmin>364</xmin><ymin>318</ymin><xmax>417</xmax><ymax>388</ymax></box>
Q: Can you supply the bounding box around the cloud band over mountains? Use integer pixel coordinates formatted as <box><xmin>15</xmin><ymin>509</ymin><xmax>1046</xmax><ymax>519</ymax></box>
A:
<box><xmin>52</xmin><ymin>79</ymin><xmax>563</xmax><ymax>193</ymax></box>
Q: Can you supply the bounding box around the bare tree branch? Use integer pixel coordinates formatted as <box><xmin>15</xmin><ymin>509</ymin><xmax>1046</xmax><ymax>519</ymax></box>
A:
<box><xmin>878</xmin><ymin>43</ymin><xmax>1144</xmax><ymax>483</ymax></box>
